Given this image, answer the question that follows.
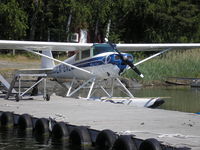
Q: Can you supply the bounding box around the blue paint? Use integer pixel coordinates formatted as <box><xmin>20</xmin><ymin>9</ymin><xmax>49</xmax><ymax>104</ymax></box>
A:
<box><xmin>73</xmin><ymin>53</ymin><xmax>134</xmax><ymax>72</ymax></box>
<box><xmin>195</xmin><ymin>112</ymin><xmax>200</xmax><ymax>115</ymax></box>
<box><xmin>74</xmin><ymin>56</ymin><xmax>106</xmax><ymax>68</ymax></box>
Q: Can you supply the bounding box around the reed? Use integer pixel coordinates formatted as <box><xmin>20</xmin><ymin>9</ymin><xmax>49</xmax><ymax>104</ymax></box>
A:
<box><xmin>124</xmin><ymin>49</ymin><xmax>200</xmax><ymax>84</ymax></box>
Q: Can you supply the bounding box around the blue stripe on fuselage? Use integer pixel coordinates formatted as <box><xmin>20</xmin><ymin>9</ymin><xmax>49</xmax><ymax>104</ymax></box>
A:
<box><xmin>73</xmin><ymin>54</ymin><xmax>129</xmax><ymax>71</ymax></box>
<box><xmin>74</xmin><ymin>56</ymin><xmax>106</xmax><ymax>68</ymax></box>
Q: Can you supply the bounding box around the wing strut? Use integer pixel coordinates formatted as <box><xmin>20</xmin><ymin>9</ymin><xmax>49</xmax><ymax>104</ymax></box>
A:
<box><xmin>134</xmin><ymin>48</ymin><xmax>172</xmax><ymax>66</ymax></box>
<box><xmin>26</xmin><ymin>49</ymin><xmax>93</xmax><ymax>75</ymax></box>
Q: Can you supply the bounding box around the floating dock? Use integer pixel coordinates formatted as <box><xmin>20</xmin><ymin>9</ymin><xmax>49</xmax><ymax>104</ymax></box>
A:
<box><xmin>0</xmin><ymin>94</ymin><xmax>199</xmax><ymax>150</ymax></box>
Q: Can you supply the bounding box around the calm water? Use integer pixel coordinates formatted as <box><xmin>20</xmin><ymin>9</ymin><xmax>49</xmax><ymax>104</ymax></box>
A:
<box><xmin>112</xmin><ymin>86</ymin><xmax>200</xmax><ymax>113</ymax></box>
<box><xmin>0</xmin><ymin>127</ymin><xmax>72</xmax><ymax>150</ymax></box>
<box><xmin>131</xmin><ymin>86</ymin><xmax>200</xmax><ymax>113</ymax></box>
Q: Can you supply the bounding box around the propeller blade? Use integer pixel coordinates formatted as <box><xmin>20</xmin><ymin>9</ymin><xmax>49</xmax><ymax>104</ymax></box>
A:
<box><xmin>128</xmin><ymin>63</ymin><xmax>144</xmax><ymax>78</ymax></box>
<box><xmin>108</xmin><ymin>42</ymin><xmax>144</xmax><ymax>78</ymax></box>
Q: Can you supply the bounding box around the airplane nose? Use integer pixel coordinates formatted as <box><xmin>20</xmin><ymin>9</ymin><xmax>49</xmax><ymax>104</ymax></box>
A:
<box><xmin>123</xmin><ymin>54</ymin><xmax>133</xmax><ymax>62</ymax></box>
<box><xmin>123</xmin><ymin>55</ymin><xmax>128</xmax><ymax>60</ymax></box>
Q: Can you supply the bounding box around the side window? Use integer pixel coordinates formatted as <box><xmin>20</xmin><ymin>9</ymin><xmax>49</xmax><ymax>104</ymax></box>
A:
<box><xmin>81</xmin><ymin>49</ymin><xmax>90</xmax><ymax>59</ymax></box>
<box><xmin>75</xmin><ymin>51</ymin><xmax>80</xmax><ymax>61</ymax></box>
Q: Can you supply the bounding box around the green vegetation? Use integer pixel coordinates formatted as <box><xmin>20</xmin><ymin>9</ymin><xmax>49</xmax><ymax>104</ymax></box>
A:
<box><xmin>0</xmin><ymin>0</ymin><xmax>200</xmax><ymax>43</ymax></box>
<box><xmin>124</xmin><ymin>49</ymin><xmax>200</xmax><ymax>84</ymax></box>
<box><xmin>0</xmin><ymin>52</ymin><xmax>40</xmax><ymax>60</ymax></box>
<box><xmin>1</xmin><ymin>0</ymin><xmax>200</xmax><ymax>84</ymax></box>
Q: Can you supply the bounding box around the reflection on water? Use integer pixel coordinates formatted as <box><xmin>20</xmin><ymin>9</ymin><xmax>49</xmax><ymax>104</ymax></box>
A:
<box><xmin>131</xmin><ymin>86</ymin><xmax>200</xmax><ymax>113</ymax></box>
<box><xmin>0</xmin><ymin>127</ymin><xmax>71</xmax><ymax>150</ymax></box>
<box><xmin>0</xmin><ymin>126</ymin><xmax>95</xmax><ymax>150</ymax></box>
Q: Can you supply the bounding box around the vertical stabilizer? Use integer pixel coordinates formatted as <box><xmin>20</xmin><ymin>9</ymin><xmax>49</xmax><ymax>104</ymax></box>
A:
<box><xmin>41</xmin><ymin>50</ymin><xmax>55</xmax><ymax>69</ymax></box>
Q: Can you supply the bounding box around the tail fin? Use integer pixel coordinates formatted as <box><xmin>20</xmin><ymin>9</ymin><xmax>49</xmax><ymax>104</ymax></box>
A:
<box><xmin>41</xmin><ymin>50</ymin><xmax>55</xmax><ymax>69</ymax></box>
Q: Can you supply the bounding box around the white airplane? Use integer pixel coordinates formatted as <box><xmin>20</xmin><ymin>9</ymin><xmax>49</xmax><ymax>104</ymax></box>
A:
<box><xmin>1</xmin><ymin>40</ymin><xmax>200</xmax><ymax>107</ymax></box>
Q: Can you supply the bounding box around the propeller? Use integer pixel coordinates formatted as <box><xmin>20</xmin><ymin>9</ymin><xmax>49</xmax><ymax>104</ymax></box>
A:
<box><xmin>108</xmin><ymin>42</ymin><xmax>144</xmax><ymax>78</ymax></box>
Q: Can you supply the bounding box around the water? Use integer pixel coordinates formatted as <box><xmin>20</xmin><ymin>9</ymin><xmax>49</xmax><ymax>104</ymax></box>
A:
<box><xmin>0</xmin><ymin>127</ymin><xmax>71</xmax><ymax>150</ymax></box>
<box><xmin>0</xmin><ymin>127</ymin><xmax>96</xmax><ymax>150</ymax></box>
<box><xmin>131</xmin><ymin>86</ymin><xmax>200</xmax><ymax>113</ymax></box>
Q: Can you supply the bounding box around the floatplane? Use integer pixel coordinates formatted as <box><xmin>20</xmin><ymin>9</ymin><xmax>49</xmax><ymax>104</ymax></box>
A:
<box><xmin>0</xmin><ymin>39</ymin><xmax>200</xmax><ymax>108</ymax></box>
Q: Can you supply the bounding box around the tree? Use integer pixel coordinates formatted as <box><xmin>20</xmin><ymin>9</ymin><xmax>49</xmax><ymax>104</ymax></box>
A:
<box><xmin>0</xmin><ymin>0</ymin><xmax>28</xmax><ymax>40</ymax></box>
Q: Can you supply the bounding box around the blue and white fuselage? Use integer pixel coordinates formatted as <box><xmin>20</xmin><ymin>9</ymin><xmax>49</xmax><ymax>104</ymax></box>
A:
<box><xmin>49</xmin><ymin>44</ymin><xmax>134</xmax><ymax>80</ymax></box>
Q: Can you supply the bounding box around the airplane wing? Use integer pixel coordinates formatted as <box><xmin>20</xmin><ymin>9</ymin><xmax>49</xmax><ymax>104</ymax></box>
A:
<box><xmin>0</xmin><ymin>40</ymin><xmax>92</xmax><ymax>51</ymax></box>
<box><xmin>1</xmin><ymin>40</ymin><xmax>200</xmax><ymax>51</ymax></box>
<box><xmin>116</xmin><ymin>43</ymin><xmax>200</xmax><ymax>51</ymax></box>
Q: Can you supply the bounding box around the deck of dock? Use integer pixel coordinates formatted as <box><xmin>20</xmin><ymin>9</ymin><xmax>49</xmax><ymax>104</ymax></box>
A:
<box><xmin>0</xmin><ymin>94</ymin><xmax>199</xmax><ymax>149</ymax></box>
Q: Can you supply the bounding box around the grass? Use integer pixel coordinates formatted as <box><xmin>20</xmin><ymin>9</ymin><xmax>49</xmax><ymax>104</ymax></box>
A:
<box><xmin>124</xmin><ymin>49</ymin><xmax>200</xmax><ymax>84</ymax></box>
<box><xmin>0</xmin><ymin>52</ymin><xmax>40</xmax><ymax>62</ymax></box>
<box><xmin>0</xmin><ymin>52</ymin><xmax>67</xmax><ymax>62</ymax></box>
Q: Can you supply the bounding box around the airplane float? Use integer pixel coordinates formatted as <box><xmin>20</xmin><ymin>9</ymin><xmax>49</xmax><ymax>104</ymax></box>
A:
<box><xmin>0</xmin><ymin>40</ymin><xmax>200</xmax><ymax>108</ymax></box>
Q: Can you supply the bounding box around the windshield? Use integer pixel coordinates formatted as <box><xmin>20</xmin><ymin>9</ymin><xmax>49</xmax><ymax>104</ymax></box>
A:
<box><xmin>93</xmin><ymin>44</ymin><xmax>115</xmax><ymax>56</ymax></box>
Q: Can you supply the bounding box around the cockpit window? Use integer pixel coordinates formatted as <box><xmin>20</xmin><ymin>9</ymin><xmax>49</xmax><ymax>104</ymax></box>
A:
<box><xmin>81</xmin><ymin>49</ymin><xmax>90</xmax><ymax>59</ymax></box>
<box><xmin>93</xmin><ymin>44</ymin><xmax>115</xmax><ymax>56</ymax></box>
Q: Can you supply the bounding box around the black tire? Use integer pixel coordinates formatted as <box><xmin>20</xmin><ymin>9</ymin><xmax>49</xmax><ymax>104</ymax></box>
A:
<box><xmin>139</xmin><ymin>138</ymin><xmax>162</xmax><ymax>150</ymax></box>
<box><xmin>69</xmin><ymin>126</ymin><xmax>92</xmax><ymax>149</ymax></box>
<box><xmin>34</xmin><ymin>118</ymin><xmax>49</xmax><ymax>135</ymax></box>
<box><xmin>17</xmin><ymin>114</ymin><xmax>33</xmax><ymax>130</ymax></box>
<box><xmin>52</xmin><ymin>122</ymin><xmax>69</xmax><ymax>139</ymax></box>
<box><xmin>112</xmin><ymin>135</ymin><xmax>137</xmax><ymax>150</ymax></box>
<box><xmin>96</xmin><ymin>129</ymin><xmax>118</xmax><ymax>150</ymax></box>
<box><xmin>0</xmin><ymin>112</ymin><xmax>14</xmax><ymax>127</ymax></box>
<box><xmin>44</xmin><ymin>94</ymin><xmax>50</xmax><ymax>101</ymax></box>
<box><xmin>15</xmin><ymin>94</ymin><xmax>20</xmax><ymax>102</ymax></box>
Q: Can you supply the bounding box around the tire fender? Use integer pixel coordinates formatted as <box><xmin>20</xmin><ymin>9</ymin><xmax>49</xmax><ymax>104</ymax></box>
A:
<box><xmin>112</xmin><ymin>135</ymin><xmax>137</xmax><ymax>150</ymax></box>
<box><xmin>34</xmin><ymin>118</ymin><xmax>49</xmax><ymax>135</ymax></box>
<box><xmin>0</xmin><ymin>112</ymin><xmax>14</xmax><ymax>127</ymax></box>
<box><xmin>69</xmin><ymin>126</ymin><xmax>92</xmax><ymax>149</ymax></box>
<box><xmin>139</xmin><ymin>138</ymin><xmax>162</xmax><ymax>150</ymax></box>
<box><xmin>95</xmin><ymin>129</ymin><xmax>118</xmax><ymax>150</ymax></box>
<box><xmin>52</xmin><ymin>122</ymin><xmax>69</xmax><ymax>139</ymax></box>
<box><xmin>18</xmin><ymin>114</ymin><xmax>33</xmax><ymax>130</ymax></box>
